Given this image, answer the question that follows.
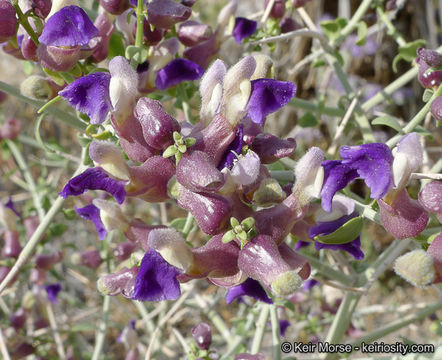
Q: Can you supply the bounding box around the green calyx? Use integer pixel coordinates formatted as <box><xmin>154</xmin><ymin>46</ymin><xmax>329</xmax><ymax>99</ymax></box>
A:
<box><xmin>163</xmin><ymin>131</ymin><xmax>196</xmax><ymax>165</ymax></box>
<box><xmin>222</xmin><ymin>216</ymin><xmax>257</xmax><ymax>248</ymax></box>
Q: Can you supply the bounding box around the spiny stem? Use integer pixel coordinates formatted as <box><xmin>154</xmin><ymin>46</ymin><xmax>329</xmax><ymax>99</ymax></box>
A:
<box><xmin>269</xmin><ymin>304</ymin><xmax>281</xmax><ymax>360</ymax></box>
<box><xmin>250</xmin><ymin>304</ymin><xmax>270</xmax><ymax>354</ymax></box>
<box><xmin>135</xmin><ymin>0</ymin><xmax>145</xmax><ymax>48</ymax></box>
<box><xmin>0</xmin><ymin>159</ymin><xmax>85</xmax><ymax>296</ymax></box>
<box><xmin>5</xmin><ymin>139</ymin><xmax>45</xmax><ymax>221</ymax></box>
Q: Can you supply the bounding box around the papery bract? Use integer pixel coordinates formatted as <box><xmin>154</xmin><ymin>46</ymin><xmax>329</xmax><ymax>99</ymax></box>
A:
<box><xmin>418</xmin><ymin>181</ymin><xmax>442</xmax><ymax>217</ymax></box>
<box><xmin>249</xmin><ymin>133</ymin><xmax>296</xmax><ymax>164</ymax></box>
<box><xmin>177</xmin><ymin>151</ymin><xmax>225</xmax><ymax>192</ymax></box>
<box><xmin>147</xmin><ymin>0</ymin><xmax>191</xmax><ymax>28</ymax></box>
<box><xmin>379</xmin><ymin>189</ymin><xmax>429</xmax><ymax>240</ymax></box>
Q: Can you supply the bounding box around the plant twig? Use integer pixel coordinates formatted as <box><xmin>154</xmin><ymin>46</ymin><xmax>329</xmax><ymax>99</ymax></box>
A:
<box><xmin>250</xmin><ymin>304</ymin><xmax>270</xmax><ymax>354</ymax></box>
<box><xmin>269</xmin><ymin>304</ymin><xmax>281</xmax><ymax>360</ymax></box>
<box><xmin>0</xmin><ymin>328</ymin><xmax>11</xmax><ymax>360</ymax></box>
<box><xmin>46</xmin><ymin>303</ymin><xmax>66</xmax><ymax>359</ymax></box>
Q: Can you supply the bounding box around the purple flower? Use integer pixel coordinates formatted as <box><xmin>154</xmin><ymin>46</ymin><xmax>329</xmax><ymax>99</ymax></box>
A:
<box><xmin>340</xmin><ymin>143</ymin><xmax>393</xmax><ymax>199</ymax></box>
<box><xmin>303</xmin><ymin>279</ymin><xmax>319</xmax><ymax>290</ymax></box>
<box><xmin>309</xmin><ymin>214</ymin><xmax>364</xmax><ymax>260</ymax></box>
<box><xmin>155</xmin><ymin>59</ymin><xmax>204</xmax><ymax>90</ymax></box>
<box><xmin>247</xmin><ymin>79</ymin><xmax>296</xmax><ymax>125</ymax></box>
<box><xmin>225</xmin><ymin>278</ymin><xmax>273</xmax><ymax>304</ymax></box>
<box><xmin>5</xmin><ymin>197</ymin><xmax>21</xmax><ymax>218</ymax></box>
<box><xmin>294</xmin><ymin>240</ymin><xmax>310</xmax><ymax>250</ymax></box>
<box><xmin>74</xmin><ymin>204</ymin><xmax>107</xmax><ymax>240</ymax></box>
<box><xmin>60</xmin><ymin>167</ymin><xmax>126</xmax><ymax>204</ymax></box>
<box><xmin>279</xmin><ymin>319</ymin><xmax>291</xmax><ymax>337</ymax></box>
<box><xmin>218</xmin><ymin>125</ymin><xmax>244</xmax><ymax>170</ymax></box>
<box><xmin>249</xmin><ymin>133</ymin><xmax>296</xmax><ymax>164</ymax></box>
<box><xmin>44</xmin><ymin>283</ymin><xmax>62</xmax><ymax>304</ymax></box>
<box><xmin>233</xmin><ymin>17</ymin><xmax>257</xmax><ymax>44</ymax></box>
<box><xmin>59</xmin><ymin>72</ymin><xmax>112</xmax><ymax>124</ymax></box>
<box><xmin>320</xmin><ymin>160</ymin><xmax>358</xmax><ymax>212</ymax></box>
<box><xmin>39</xmin><ymin>6</ymin><xmax>98</xmax><ymax>46</ymax></box>
<box><xmin>131</xmin><ymin>249</ymin><xmax>181</xmax><ymax>301</ymax></box>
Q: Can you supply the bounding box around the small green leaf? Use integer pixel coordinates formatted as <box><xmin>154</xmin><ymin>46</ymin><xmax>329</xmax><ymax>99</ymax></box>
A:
<box><xmin>319</xmin><ymin>18</ymin><xmax>348</xmax><ymax>42</ymax></box>
<box><xmin>169</xmin><ymin>217</ymin><xmax>187</xmax><ymax>232</ymax></box>
<box><xmin>49</xmin><ymin>223</ymin><xmax>68</xmax><ymax>238</ymax></box>
<box><xmin>414</xmin><ymin>125</ymin><xmax>433</xmax><ymax>138</ymax></box>
<box><xmin>184</xmin><ymin>137</ymin><xmax>196</xmax><ymax>147</ymax></box>
<box><xmin>355</xmin><ymin>21</ymin><xmax>367</xmax><ymax>46</ymax></box>
<box><xmin>162</xmin><ymin>145</ymin><xmax>177</xmax><ymax>158</ymax></box>
<box><xmin>230</xmin><ymin>217</ymin><xmax>240</xmax><ymax>228</ymax></box>
<box><xmin>177</xmin><ymin>144</ymin><xmax>187</xmax><ymax>153</ymax></box>
<box><xmin>125</xmin><ymin>45</ymin><xmax>149</xmax><ymax>64</ymax></box>
<box><xmin>43</xmin><ymin>68</ymin><xmax>65</xmax><ymax>86</ymax></box>
<box><xmin>314</xmin><ymin>217</ymin><xmax>363</xmax><ymax>244</ymax></box>
<box><xmin>371</xmin><ymin>115</ymin><xmax>403</xmax><ymax>133</ymax></box>
<box><xmin>222</xmin><ymin>230</ymin><xmax>236</xmax><ymax>244</ymax></box>
<box><xmin>392</xmin><ymin>39</ymin><xmax>426</xmax><ymax>72</ymax></box>
<box><xmin>423</xmin><ymin>89</ymin><xmax>434</xmax><ymax>102</ymax></box>
<box><xmin>241</xmin><ymin>217</ymin><xmax>255</xmax><ymax>231</ymax></box>
<box><xmin>298</xmin><ymin>112</ymin><xmax>318</xmax><ymax>128</ymax></box>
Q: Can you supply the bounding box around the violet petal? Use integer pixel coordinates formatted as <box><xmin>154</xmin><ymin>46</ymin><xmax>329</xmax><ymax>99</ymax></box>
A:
<box><xmin>320</xmin><ymin>160</ymin><xmax>358</xmax><ymax>212</ymax></box>
<box><xmin>247</xmin><ymin>79</ymin><xmax>296</xmax><ymax>125</ymax></box>
<box><xmin>59</xmin><ymin>167</ymin><xmax>126</xmax><ymax>204</ymax></box>
<box><xmin>233</xmin><ymin>17</ymin><xmax>257</xmax><ymax>44</ymax></box>
<box><xmin>131</xmin><ymin>249</ymin><xmax>181</xmax><ymax>301</ymax></box>
<box><xmin>218</xmin><ymin>124</ymin><xmax>244</xmax><ymax>170</ymax></box>
<box><xmin>74</xmin><ymin>204</ymin><xmax>107</xmax><ymax>240</ymax></box>
<box><xmin>225</xmin><ymin>278</ymin><xmax>273</xmax><ymax>304</ymax></box>
<box><xmin>59</xmin><ymin>72</ymin><xmax>112</xmax><ymax>124</ymax></box>
<box><xmin>5</xmin><ymin>197</ymin><xmax>21</xmax><ymax>218</ymax></box>
<box><xmin>340</xmin><ymin>143</ymin><xmax>393</xmax><ymax>199</ymax></box>
<box><xmin>39</xmin><ymin>6</ymin><xmax>98</xmax><ymax>46</ymax></box>
<box><xmin>44</xmin><ymin>283</ymin><xmax>62</xmax><ymax>304</ymax></box>
<box><xmin>155</xmin><ymin>58</ymin><xmax>204</xmax><ymax>90</ymax></box>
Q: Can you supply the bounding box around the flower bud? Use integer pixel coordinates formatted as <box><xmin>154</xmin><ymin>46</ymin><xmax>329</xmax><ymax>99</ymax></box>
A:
<box><xmin>0</xmin><ymin>1</ymin><xmax>18</xmax><ymax>43</ymax></box>
<box><xmin>72</xmin><ymin>249</ymin><xmax>102</xmax><ymax>269</ymax></box>
<box><xmin>97</xmin><ymin>266</ymin><xmax>138</xmax><ymax>298</ymax></box>
<box><xmin>132</xmin><ymin>18</ymin><xmax>165</xmax><ymax>46</ymax></box>
<box><xmin>264</xmin><ymin>0</ymin><xmax>285</xmax><ymax>19</ymax></box>
<box><xmin>29</xmin><ymin>268</ymin><xmax>46</xmax><ymax>284</ymax></box>
<box><xmin>20</xmin><ymin>75</ymin><xmax>56</xmax><ymax>100</ymax></box>
<box><xmin>178</xmin><ymin>20</ymin><xmax>212</xmax><ymax>47</ymax></box>
<box><xmin>394</xmin><ymin>249</ymin><xmax>435</xmax><ymax>287</ymax></box>
<box><xmin>35</xmin><ymin>251</ymin><xmax>63</xmax><ymax>270</ymax></box>
<box><xmin>217</xmin><ymin>0</ymin><xmax>237</xmax><ymax>27</ymax></box>
<box><xmin>24</xmin><ymin>215</ymin><xmax>39</xmax><ymax>239</ymax></box>
<box><xmin>0</xmin><ymin>117</ymin><xmax>21</xmax><ymax>140</ymax></box>
<box><xmin>21</xmin><ymin>34</ymin><xmax>39</xmax><ymax>61</ymax></box>
<box><xmin>99</xmin><ymin>0</ymin><xmax>130</xmax><ymax>15</ymax></box>
<box><xmin>91</xmin><ymin>13</ymin><xmax>115</xmax><ymax>63</ymax></box>
<box><xmin>250</xmin><ymin>133</ymin><xmax>296</xmax><ymax>164</ymax></box>
<box><xmin>280</xmin><ymin>17</ymin><xmax>301</xmax><ymax>33</ymax></box>
<box><xmin>427</xmin><ymin>233</ymin><xmax>442</xmax><ymax>282</ymax></box>
<box><xmin>177</xmin><ymin>185</ymin><xmax>232</xmax><ymax>235</ymax></box>
<box><xmin>114</xmin><ymin>241</ymin><xmax>137</xmax><ymax>261</ymax></box>
<box><xmin>418</xmin><ymin>181</ymin><xmax>442</xmax><ymax>217</ymax></box>
<box><xmin>134</xmin><ymin>98</ymin><xmax>181</xmax><ymax>150</ymax></box>
<box><xmin>12</xmin><ymin>342</ymin><xmax>35</xmax><ymax>358</ymax></box>
<box><xmin>0</xmin><ymin>266</ymin><xmax>17</xmax><ymax>285</ymax></box>
<box><xmin>2</xmin><ymin>230</ymin><xmax>22</xmax><ymax>258</ymax></box>
<box><xmin>10</xmin><ymin>307</ymin><xmax>27</xmax><ymax>331</ymax></box>
<box><xmin>417</xmin><ymin>47</ymin><xmax>442</xmax><ymax>67</ymax></box>
<box><xmin>293</xmin><ymin>147</ymin><xmax>324</xmax><ymax>204</ymax></box>
<box><xmin>191</xmin><ymin>322</ymin><xmax>212</xmax><ymax>350</ymax></box>
<box><xmin>176</xmin><ymin>151</ymin><xmax>225</xmax><ymax>192</ymax></box>
<box><xmin>147</xmin><ymin>0</ymin><xmax>191</xmax><ymax>29</ymax></box>
<box><xmin>189</xmin><ymin>233</ymin><xmax>239</xmax><ymax>278</ymax></box>
<box><xmin>32</xmin><ymin>0</ymin><xmax>52</xmax><ymax>18</ymax></box>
